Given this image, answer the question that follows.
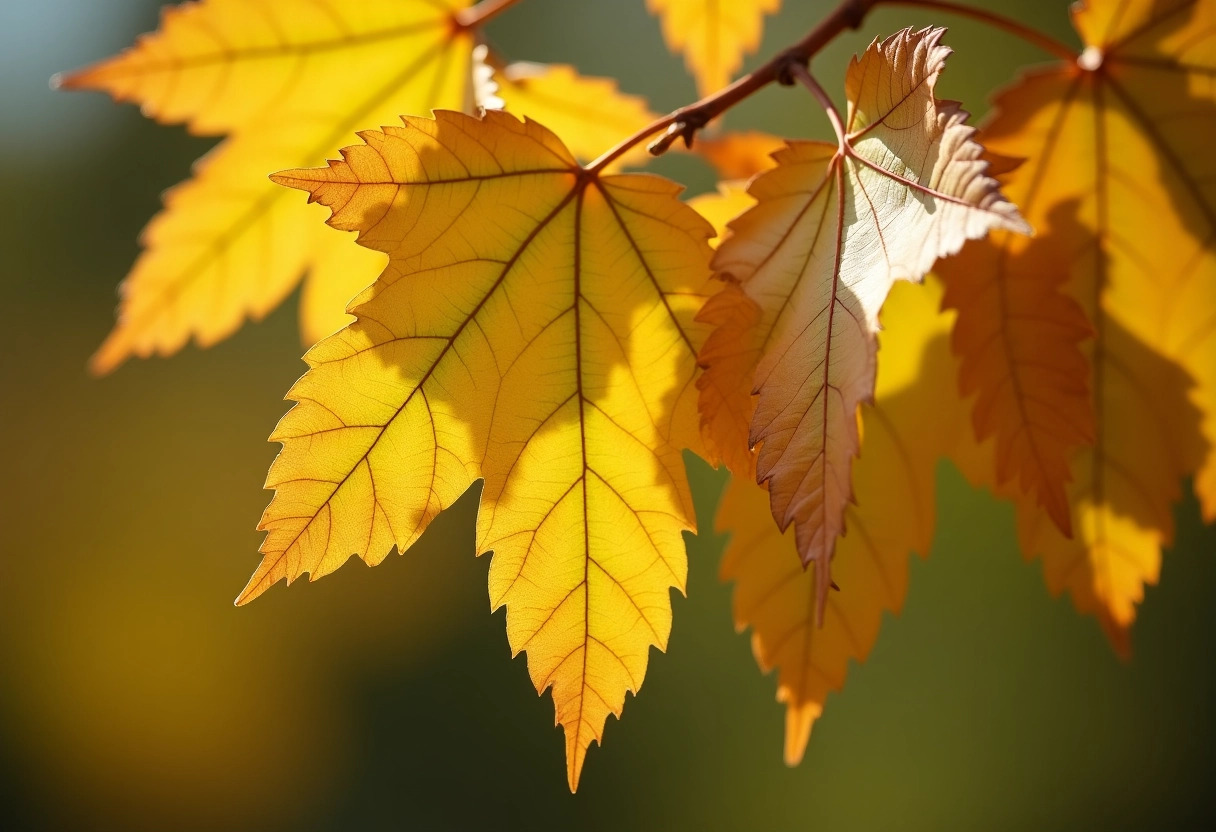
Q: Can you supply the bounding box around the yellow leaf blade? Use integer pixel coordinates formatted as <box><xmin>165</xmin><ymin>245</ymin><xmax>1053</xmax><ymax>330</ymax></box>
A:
<box><xmin>704</xmin><ymin>28</ymin><xmax>1025</xmax><ymax>616</ymax></box>
<box><xmin>951</xmin><ymin>0</ymin><xmax>1216</xmax><ymax>645</ymax></box>
<box><xmin>478</xmin><ymin>56</ymin><xmax>660</xmax><ymax>169</ymax></box>
<box><xmin>646</xmin><ymin>0</ymin><xmax>781</xmax><ymax>96</ymax></box>
<box><xmin>298</xmin><ymin>227</ymin><xmax>388</xmax><ymax>346</ymax></box>
<box><xmin>250</xmin><ymin>110</ymin><xmax>714</xmax><ymax>789</ymax></box>
<box><xmin>63</xmin><ymin>0</ymin><xmax>475</xmax><ymax>373</ymax></box>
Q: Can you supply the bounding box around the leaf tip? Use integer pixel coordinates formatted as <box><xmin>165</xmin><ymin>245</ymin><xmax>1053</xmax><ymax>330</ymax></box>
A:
<box><xmin>783</xmin><ymin>703</ymin><xmax>820</xmax><ymax>766</ymax></box>
<box><xmin>88</xmin><ymin>331</ymin><xmax>127</xmax><ymax>377</ymax></box>
<box><xmin>51</xmin><ymin>65</ymin><xmax>94</xmax><ymax>91</ymax></box>
<box><xmin>268</xmin><ymin>170</ymin><xmax>306</xmax><ymax>190</ymax></box>
<box><xmin>566</xmin><ymin>744</ymin><xmax>586</xmax><ymax>794</ymax></box>
<box><xmin>234</xmin><ymin>564</ymin><xmax>278</xmax><ymax>607</ymax></box>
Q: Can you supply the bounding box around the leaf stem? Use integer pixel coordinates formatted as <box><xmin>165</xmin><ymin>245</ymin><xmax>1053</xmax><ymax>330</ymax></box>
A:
<box><xmin>875</xmin><ymin>0</ymin><xmax>1078</xmax><ymax>61</ymax></box>
<box><xmin>788</xmin><ymin>63</ymin><xmax>848</xmax><ymax>152</ymax></box>
<box><xmin>586</xmin><ymin>0</ymin><xmax>881</xmax><ymax>173</ymax></box>
<box><xmin>456</xmin><ymin>0</ymin><xmax>525</xmax><ymax>31</ymax></box>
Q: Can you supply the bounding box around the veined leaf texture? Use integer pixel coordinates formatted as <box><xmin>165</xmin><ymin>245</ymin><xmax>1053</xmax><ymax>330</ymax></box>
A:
<box><xmin>699</xmin><ymin>27</ymin><xmax>1027</xmax><ymax>619</ymax></box>
<box><xmin>61</xmin><ymin>0</ymin><xmax>1216</xmax><ymax>792</ymax></box>
<box><xmin>61</xmin><ymin>0</ymin><xmax>657</xmax><ymax>373</ymax></box>
<box><xmin>944</xmin><ymin>0</ymin><xmax>1216</xmax><ymax>651</ymax></box>
<box><xmin>258</xmin><ymin>110</ymin><xmax>713</xmax><ymax>790</ymax></box>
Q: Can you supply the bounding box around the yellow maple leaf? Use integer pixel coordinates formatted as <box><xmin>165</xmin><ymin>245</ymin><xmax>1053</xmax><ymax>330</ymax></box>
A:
<box><xmin>60</xmin><ymin>0</ymin><xmax>475</xmax><ymax>372</ymax></box>
<box><xmin>944</xmin><ymin>0</ymin><xmax>1216</xmax><ymax>649</ymax></box>
<box><xmin>647</xmin><ymin>0</ymin><xmax>782</xmax><ymax>96</ymax></box>
<box><xmin>700</xmin><ymin>27</ymin><xmax>1026</xmax><ymax>617</ymax></box>
<box><xmin>719</xmin><ymin>277</ymin><xmax>964</xmax><ymax>764</ymax></box>
<box><xmin>61</xmin><ymin>0</ymin><xmax>659</xmax><ymax>373</ymax></box>
<box><xmin>243</xmin><ymin>109</ymin><xmax>713</xmax><ymax>790</ymax></box>
<box><xmin>474</xmin><ymin>51</ymin><xmax>659</xmax><ymax>171</ymax></box>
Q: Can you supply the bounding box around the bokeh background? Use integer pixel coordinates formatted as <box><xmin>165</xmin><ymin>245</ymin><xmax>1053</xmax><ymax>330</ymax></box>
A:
<box><xmin>2</xmin><ymin>0</ymin><xmax>1214</xmax><ymax>829</ymax></box>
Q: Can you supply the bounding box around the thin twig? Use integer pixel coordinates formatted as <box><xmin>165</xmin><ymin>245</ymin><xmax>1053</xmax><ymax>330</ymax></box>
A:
<box><xmin>586</xmin><ymin>0</ymin><xmax>881</xmax><ymax>173</ymax></box>
<box><xmin>877</xmin><ymin>0</ymin><xmax>1078</xmax><ymax>61</ymax></box>
<box><xmin>787</xmin><ymin>63</ymin><xmax>848</xmax><ymax>151</ymax></box>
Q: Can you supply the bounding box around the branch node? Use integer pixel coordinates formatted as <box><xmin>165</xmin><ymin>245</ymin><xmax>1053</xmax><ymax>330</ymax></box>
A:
<box><xmin>774</xmin><ymin>49</ymin><xmax>808</xmax><ymax>86</ymax></box>
<box><xmin>647</xmin><ymin>111</ymin><xmax>709</xmax><ymax>156</ymax></box>
<box><xmin>842</xmin><ymin>0</ymin><xmax>869</xmax><ymax>30</ymax></box>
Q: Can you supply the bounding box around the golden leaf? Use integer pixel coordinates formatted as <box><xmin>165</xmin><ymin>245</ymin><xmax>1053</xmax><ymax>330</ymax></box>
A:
<box><xmin>719</xmin><ymin>277</ymin><xmax>964</xmax><ymax>764</ymax></box>
<box><xmin>245</xmin><ymin>110</ymin><xmax>713</xmax><ymax>790</ymax></box>
<box><xmin>62</xmin><ymin>0</ymin><xmax>661</xmax><ymax>372</ymax></box>
<box><xmin>937</xmin><ymin>208</ymin><xmax>1094</xmax><ymax>536</ymax></box>
<box><xmin>61</xmin><ymin>0</ymin><xmax>477</xmax><ymax>373</ymax></box>
<box><xmin>701</xmin><ymin>27</ymin><xmax>1026</xmax><ymax>616</ymax></box>
<box><xmin>474</xmin><ymin>52</ymin><xmax>659</xmax><ymax>170</ymax></box>
<box><xmin>695</xmin><ymin>130</ymin><xmax>786</xmax><ymax>180</ymax></box>
<box><xmin>946</xmin><ymin>0</ymin><xmax>1216</xmax><ymax>648</ymax></box>
<box><xmin>646</xmin><ymin>0</ymin><xmax>781</xmax><ymax>96</ymax></box>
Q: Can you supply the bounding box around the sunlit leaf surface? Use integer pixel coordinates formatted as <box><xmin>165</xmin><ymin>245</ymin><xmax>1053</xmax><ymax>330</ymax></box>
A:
<box><xmin>946</xmin><ymin>0</ymin><xmax>1216</xmax><ymax>649</ymax></box>
<box><xmin>719</xmin><ymin>278</ymin><xmax>965</xmax><ymax>763</ymax></box>
<box><xmin>247</xmin><ymin>110</ymin><xmax>713</xmax><ymax>790</ymax></box>
<box><xmin>700</xmin><ymin>27</ymin><xmax>1026</xmax><ymax>617</ymax></box>
<box><xmin>646</xmin><ymin>0</ymin><xmax>782</xmax><ymax>96</ymax></box>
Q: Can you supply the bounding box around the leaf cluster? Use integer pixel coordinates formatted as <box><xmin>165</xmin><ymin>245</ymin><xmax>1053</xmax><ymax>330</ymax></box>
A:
<box><xmin>62</xmin><ymin>0</ymin><xmax>1216</xmax><ymax>790</ymax></box>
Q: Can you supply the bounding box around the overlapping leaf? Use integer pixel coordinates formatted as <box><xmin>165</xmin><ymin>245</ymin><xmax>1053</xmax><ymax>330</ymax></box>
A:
<box><xmin>945</xmin><ymin>0</ymin><xmax>1216</xmax><ymax>648</ymax></box>
<box><xmin>719</xmin><ymin>278</ymin><xmax>966</xmax><ymax>763</ymax></box>
<box><xmin>62</xmin><ymin>0</ymin><xmax>659</xmax><ymax>372</ymax></box>
<box><xmin>245</xmin><ymin>110</ymin><xmax>713</xmax><ymax>790</ymax></box>
<box><xmin>646</xmin><ymin>0</ymin><xmax>781</xmax><ymax>96</ymax></box>
<box><xmin>700</xmin><ymin>27</ymin><xmax>1026</xmax><ymax>615</ymax></box>
<box><xmin>60</xmin><ymin>0</ymin><xmax>476</xmax><ymax>372</ymax></box>
<box><xmin>695</xmin><ymin>130</ymin><xmax>787</xmax><ymax>180</ymax></box>
<box><xmin>474</xmin><ymin>51</ymin><xmax>659</xmax><ymax>170</ymax></box>
<box><xmin>938</xmin><ymin>208</ymin><xmax>1093</xmax><ymax>535</ymax></box>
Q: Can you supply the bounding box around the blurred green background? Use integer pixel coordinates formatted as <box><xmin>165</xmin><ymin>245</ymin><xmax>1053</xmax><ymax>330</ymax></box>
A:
<box><xmin>2</xmin><ymin>1</ymin><xmax>1214</xmax><ymax>829</ymax></box>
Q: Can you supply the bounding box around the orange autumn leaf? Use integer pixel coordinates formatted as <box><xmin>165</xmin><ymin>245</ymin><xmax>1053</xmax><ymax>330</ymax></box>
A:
<box><xmin>688</xmin><ymin>184</ymin><xmax>762</xmax><ymax>473</ymax></box>
<box><xmin>61</xmin><ymin>0</ymin><xmax>661</xmax><ymax>373</ymax></box>
<box><xmin>937</xmin><ymin>213</ymin><xmax>1094</xmax><ymax>536</ymax></box>
<box><xmin>720</xmin><ymin>277</ymin><xmax>964</xmax><ymax>764</ymax></box>
<box><xmin>696</xmin><ymin>130</ymin><xmax>786</xmax><ymax>180</ymax></box>
<box><xmin>701</xmin><ymin>27</ymin><xmax>1026</xmax><ymax>616</ymax></box>
<box><xmin>245</xmin><ymin>110</ymin><xmax>713</xmax><ymax>791</ymax></box>
<box><xmin>947</xmin><ymin>0</ymin><xmax>1215</xmax><ymax>648</ymax></box>
<box><xmin>646</xmin><ymin>0</ymin><xmax>781</xmax><ymax>96</ymax></box>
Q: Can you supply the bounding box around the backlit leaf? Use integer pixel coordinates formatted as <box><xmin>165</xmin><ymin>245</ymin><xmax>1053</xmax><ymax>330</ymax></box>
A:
<box><xmin>696</xmin><ymin>130</ymin><xmax>786</xmax><ymax>180</ymax></box>
<box><xmin>646</xmin><ymin>0</ymin><xmax>781</xmax><ymax>96</ymax></box>
<box><xmin>61</xmin><ymin>0</ymin><xmax>477</xmax><ymax>373</ymax></box>
<box><xmin>64</xmin><ymin>0</ymin><xmax>661</xmax><ymax>373</ymax></box>
<box><xmin>702</xmin><ymin>27</ymin><xmax>1026</xmax><ymax>615</ymax></box>
<box><xmin>719</xmin><ymin>278</ymin><xmax>964</xmax><ymax>763</ymax></box>
<box><xmin>475</xmin><ymin>53</ymin><xmax>660</xmax><ymax>170</ymax></box>
<box><xmin>946</xmin><ymin>0</ymin><xmax>1216</xmax><ymax>648</ymax></box>
<box><xmin>245</xmin><ymin>110</ymin><xmax>713</xmax><ymax>790</ymax></box>
<box><xmin>937</xmin><ymin>210</ymin><xmax>1094</xmax><ymax>536</ymax></box>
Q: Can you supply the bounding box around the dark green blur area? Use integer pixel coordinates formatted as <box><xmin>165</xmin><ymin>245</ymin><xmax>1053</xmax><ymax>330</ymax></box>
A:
<box><xmin>1</xmin><ymin>1</ymin><xmax>1214</xmax><ymax>829</ymax></box>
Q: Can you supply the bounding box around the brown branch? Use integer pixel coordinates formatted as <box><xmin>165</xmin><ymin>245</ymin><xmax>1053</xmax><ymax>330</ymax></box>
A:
<box><xmin>877</xmin><ymin>0</ymin><xmax>1078</xmax><ymax>61</ymax></box>
<box><xmin>586</xmin><ymin>0</ymin><xmax>882</xmax><ymax>173</ymax></box>
<box><xmin>584</xmin><ymin>0</ymin><xmax>1079</xmax><ymax>173</ymax></box>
